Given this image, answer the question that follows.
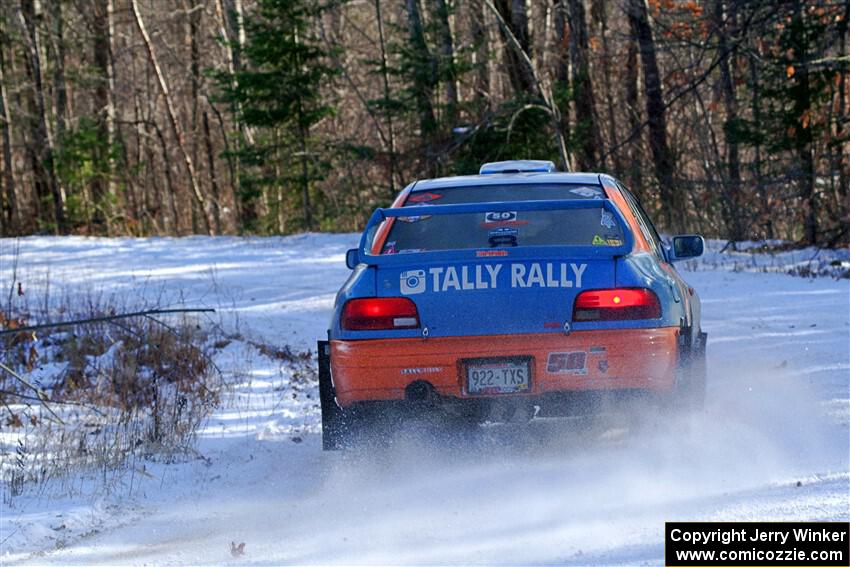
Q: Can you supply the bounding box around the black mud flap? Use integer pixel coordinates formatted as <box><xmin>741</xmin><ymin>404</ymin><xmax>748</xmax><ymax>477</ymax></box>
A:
<box><xmin>318</xmin><ymin>340</ymin><xmax>344</xmax><ymax>450</ymax></box>
<box><xmin>673</xmin><ymin>329</ymin><xmax>707</xmax><ymax>410</ymax></box>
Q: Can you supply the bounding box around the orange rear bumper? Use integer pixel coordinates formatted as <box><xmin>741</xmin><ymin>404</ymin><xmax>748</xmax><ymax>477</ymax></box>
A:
<box><xmin>330</xmin><ymin>329</ymin><xmax>679</xmax><ymax>408</ymax></box>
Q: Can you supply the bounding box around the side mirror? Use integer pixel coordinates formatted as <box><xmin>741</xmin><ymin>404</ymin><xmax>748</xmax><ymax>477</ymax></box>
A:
<box><xmin>345</xmin><ymin>248</ymin><xmax>360</xmax><ymax>269</ymax></box>
<box><xmin>669</xmin><ymin>235</ymin><xmax>704</xmax><ymax>261</ymax></box>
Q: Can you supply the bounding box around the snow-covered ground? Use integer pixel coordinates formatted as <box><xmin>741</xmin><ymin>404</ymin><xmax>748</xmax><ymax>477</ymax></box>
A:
<box><xmin>1</xmin><ymin>235</ymin><xmax>848</xmax><ymax>565</ymax></box>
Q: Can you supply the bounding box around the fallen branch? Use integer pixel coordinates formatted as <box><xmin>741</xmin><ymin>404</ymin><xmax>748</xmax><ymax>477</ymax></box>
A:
<box><xmin>0</xmin><ymin>308</ymin><xmax>215</xmax><ymax>336</ymax></box>
<box><xmin>0</xmin><ymin>361</ymin><xmax>63</xmax><ymax>423</ymax></box>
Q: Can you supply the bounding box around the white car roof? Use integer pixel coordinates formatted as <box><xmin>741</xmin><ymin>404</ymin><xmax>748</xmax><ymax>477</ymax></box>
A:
<box><xmin>410</xmin><ymin>172</ymin><xmax>603</xmax><ymax>192</ymax></box>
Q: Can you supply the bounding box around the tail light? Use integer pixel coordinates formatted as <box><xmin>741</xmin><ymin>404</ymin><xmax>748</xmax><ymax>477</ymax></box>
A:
<box><xmin>341</xmin><ymin>298</ymin><xmax>420</xmax><ymax>330</ymax></box>
<box><xmin>573</xmin><ymin>288</ymin><xmax>661</xmax><ymax>321</ymax></box>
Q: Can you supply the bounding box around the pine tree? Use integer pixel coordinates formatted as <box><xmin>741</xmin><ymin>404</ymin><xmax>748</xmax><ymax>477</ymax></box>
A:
<box><xmin>215</xmin><ymin>0</ymin><xmax>335</xmax><ymax>232</ymax></box>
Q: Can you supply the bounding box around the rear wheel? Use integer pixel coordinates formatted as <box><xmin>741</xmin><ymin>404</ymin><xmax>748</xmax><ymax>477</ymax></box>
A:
<box><xmin>673</xmin><ymin>331</ymin><xmax>707</xmax><ymax>411</ymax></box>
<box><xmin>318</xmin><ymin>340</ymin><xmax>346</xmax><ymax>450</ymax></box>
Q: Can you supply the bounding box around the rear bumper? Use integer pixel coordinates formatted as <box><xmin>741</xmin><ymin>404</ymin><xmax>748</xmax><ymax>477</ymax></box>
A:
<box><xmin>330</xmin><ymin>329</ymin><xmax>680</xmax><ymax>408</ymax></box>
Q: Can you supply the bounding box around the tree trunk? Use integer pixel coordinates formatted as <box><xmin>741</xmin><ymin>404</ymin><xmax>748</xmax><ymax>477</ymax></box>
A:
<box><xmin>92</xmin><ymin>0</ymin><xmax>115</xmax><ymax>232</ymax></box>
<box><xmin>496</xmin><ymin>0</ymin><xmax>534</xmax><ymax>95</ymax></box>
<box><xmin>485</xmin><ymin>0</ymin><xmax>569</xmax><ymax>169</ymax></box>
<box><xmin>715</xmin><ymin>0</ymin><xmax>746</xmax><ymax>242</ymax></box>
<box><xmin>214</xmin><ymin>0</ymin><xmax>248</xmax><ymax>227</ymax></box>
<box><xmin>627</xmin><ymin>0</ymin><xmax>682</xmax><ymax>232</ymax></box>
<box><xmin>405</xmin><ymin>0</ymin><xmax>438</xmax><ymax>137</ymax></box>
<box><xmin>591</xmin><ymin>0</ymin><xmax>616</xmax><ymax>173</ymax></box>
<box><xmin>131</xmin><ymin>0</ymin><xmax>213</xmax><ymax>235</ymax></box>
<box><xmin>186</xmin><ymin>0</ymin><xmax>214</xmax><ymax>234</ymax></box>
<box><xmin>294</xmin><ymin>27</ymin><xmax>313</xmax><ymax>232</ymax></box>
<box><xmin>431</xmin><ymin>0</ymin><xmax>458</xmax><ymax>126</ymax></box>
<box><xmin>624</xmin><ymin>19</ymin><xmax>642</xmax><ymax>196</ymax></box>
<box><xmin>566</xmin><ymin>0</ymin><xmax>601</xmax><ymax>170</ymax></box>
<box><xmin>553</xmin><ymin>0</ymin><xmax>572</xmax><ymax>160</ymax></box>
<box><xmin>0</xmin><ymin>16</ymin><xmax>18</xmax><ymax>235</ymax></box>
<box><xmin>48</xmin><ymin>0</ymin><xmax>70</xmax><ymax>230</ymax></box>
<box><xmin>789</xmin><ymin>0</ymin><xmax>817</xmax><ymax>245</ymax></box>
<box><xmin>17</xmin><ymin>0</ymin><xmax>65</xmax><ymax>233</ymax></box>
<box><xmin>202</xmin><ymin>111</ymin><xmax>222</xmax><ymax>234</ymax></box>
<box><xmin>748</xmin><ymin>51</ymin><xmax>770</xmax><ymax>239</ymax></box>
<box><xmin>405</xmin><ymin>0</ymin><xmax>438</xmax><ymax>171</ymax></box>
<box><xmin>553</xmin><ymin>0</ymin><xmax>571</xmax><ymax>157</ymax></box>
<box><xmin>49</xmin><ymin>0</ymin><xmax>67</xmax><ymax>177</ymax></box>
<box><xmin>469</xmin><ymin>0</ymin><xmax>491</xmax><ymax>117</ymax></box>
<box><xmin>833</xmin><ymin>1</ymin><xmax>848</xmax><ymax>243</ymax></box>
<box><xmin>374</xmin><ymin>0</ymin><xmax>398</xmax><ymax>196</ymax></box>
<box><xmin>297</xmin><ymin>119</ymin><xmax>312</xmax><ymax>231</ymax></box>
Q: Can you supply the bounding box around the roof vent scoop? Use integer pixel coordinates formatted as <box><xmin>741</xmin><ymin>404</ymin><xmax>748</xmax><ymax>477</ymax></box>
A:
<box><xmin>479</xmin><ymin>160</ymin><xmax>557</xmax><ymax>175</ymax></box>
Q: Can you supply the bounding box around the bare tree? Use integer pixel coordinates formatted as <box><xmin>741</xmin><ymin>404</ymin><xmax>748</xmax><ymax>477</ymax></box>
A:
<box><xmin>131</xmin><ymin>0</ymin><xmax>214</xmax><ymax>235</ymax></box>
<box><xmin>0</xmin><ymin>12</ymin><xmax>18</xmax><ymax>234</ymax></box>
<box><xmin>626</xmin><ymin>0</ymin><xmax>683</xmax><ymax>232</ymax></box>
<box><xmin>17</xmin><ymin>0</ymin><xmax>65</xmax><ymax>233</ymax></box>
<box><xmin>484</xmin><ymin>0</ymin><xmax>571</xmax><ymax>170</ymax></box>
<box><xmin>0</xmin><ymin>0</ymin><xmax>844</xmax><ymax>244</ymax></box>
<box><xmin>469</xmin><ymin>0</ymin><xmax>491</xmax><ymax>117</ymax></box>
<box><xmin>714</xmin><ymin>0</ymin><xmax>745</xmax><ymax>241</ymax></box>
<box><xmin>374</xmin><ymin>0</ymin><xmax>399</xmax><ymax>195</ymax></box>
<box><xmin>495</xmin><ymin>0</ymin><xmax>535</xmax><ymax>95</ymax></box>
<box><xmin>406</xmin><ymin>0</ymin><xmax>438</xmax><ymax>138</ymax></box>
<box><xmin>566</xmin><ymin>0</ymin><xmax>601</xmax><ymax>170</ymax></box>
<box><xmin>430</xmin><ymin>0</ymin><xmax>458</xmax><ymax>126</ymax></box>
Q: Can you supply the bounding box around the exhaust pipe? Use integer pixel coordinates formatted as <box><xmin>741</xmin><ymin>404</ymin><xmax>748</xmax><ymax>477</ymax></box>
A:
<box><xmin>405</xmin><ymin>380</ymin><xmax>437</xmax><ymax>404</ymax></box>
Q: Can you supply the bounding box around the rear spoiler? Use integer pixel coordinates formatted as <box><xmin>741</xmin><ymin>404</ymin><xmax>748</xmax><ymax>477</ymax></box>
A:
<box><xmin>356</xmin><ymin>199</ymin><xmax>634</xmax><ymax>267</ymax></box>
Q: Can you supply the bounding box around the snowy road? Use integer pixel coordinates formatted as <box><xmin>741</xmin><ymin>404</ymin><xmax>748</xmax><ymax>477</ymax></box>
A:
<box><xmin>1</xmin><ymin>236</ymin><xmax>848</xmax><ymax>565</ymax></box>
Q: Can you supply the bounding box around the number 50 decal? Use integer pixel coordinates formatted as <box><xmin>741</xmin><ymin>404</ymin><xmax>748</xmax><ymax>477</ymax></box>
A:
<box><xmin>484</xmin><ymin>211</ymin><xmax>517</xmax><ymax>223</ymax></box>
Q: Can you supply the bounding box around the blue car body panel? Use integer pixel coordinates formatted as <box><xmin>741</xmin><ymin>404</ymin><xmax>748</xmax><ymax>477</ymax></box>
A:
<box><xmin>330</xmin><ymin>187</ymin><xmax>697</xmax><ymax>342</ymax></box>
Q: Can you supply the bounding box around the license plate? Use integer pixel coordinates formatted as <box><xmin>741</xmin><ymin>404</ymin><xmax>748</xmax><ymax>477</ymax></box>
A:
<box><xmin>465</xmin><ymin>358</ymin><xmax>531</xmax><ymax>395</ymax></box>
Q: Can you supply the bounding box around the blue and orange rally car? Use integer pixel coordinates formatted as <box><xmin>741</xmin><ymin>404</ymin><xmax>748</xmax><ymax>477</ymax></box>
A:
<box><xmin>317</xmin><ymin>160</ymin><xmax>706</xmax><ymax>449</ymax></box>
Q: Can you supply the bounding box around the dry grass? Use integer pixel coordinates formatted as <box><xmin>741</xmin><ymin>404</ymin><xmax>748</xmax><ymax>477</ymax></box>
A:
<box><xmin>0</xmin><ymin>292</ymin><xmax>225</xmax><ymax>501</ymax></box>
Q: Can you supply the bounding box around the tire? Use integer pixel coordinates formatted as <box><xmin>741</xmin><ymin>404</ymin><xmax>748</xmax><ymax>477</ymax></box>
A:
<box><xmin>317</xmin><ymin>346</ymin><xmax>383</xmax><ymax>450</ymax></box>
<box><xmin>318</xmin><ymin>340</ymin><xmax>345</xmax><ymax>450</ymax></box>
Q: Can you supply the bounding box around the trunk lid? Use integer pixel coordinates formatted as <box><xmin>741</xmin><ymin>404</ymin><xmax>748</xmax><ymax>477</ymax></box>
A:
<box><xmin>378</xmin><ymin>255</ymin><xmax>615</xmax><ymax>337</ymax></box>
<box><xmin>357</xmin><ymin>199</ymin><xmax>633</xmax><ymax>339</ymax></box>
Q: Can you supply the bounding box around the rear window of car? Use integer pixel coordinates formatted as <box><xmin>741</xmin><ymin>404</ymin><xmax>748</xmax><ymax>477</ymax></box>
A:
<box><xmin>380</xmin><ymin>184</ymin><xmax>625</xmax><ymax>254</ymax></box>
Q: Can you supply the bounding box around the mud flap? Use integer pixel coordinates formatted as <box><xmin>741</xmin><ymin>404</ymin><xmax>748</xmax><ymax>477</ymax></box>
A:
<box><xmin>674</xmin><ymin>330</ymin><xmax>707</xmax><ymax>410</ymax></box>
<box><xmin>318</xmin><ymin>340</ymin><xmax>344</xmax><ymax>450</ymax></box>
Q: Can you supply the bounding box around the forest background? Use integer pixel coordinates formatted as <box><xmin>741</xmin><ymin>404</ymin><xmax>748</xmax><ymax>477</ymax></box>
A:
<box><xmin>0</xmin><ymin>0</ymin><xmax>847</xmax><ymax>245</ymax></box>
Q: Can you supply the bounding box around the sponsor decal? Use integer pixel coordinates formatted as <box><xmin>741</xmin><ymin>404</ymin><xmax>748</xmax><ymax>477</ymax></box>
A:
<box><xmin>488</xmin><ymin>226</ymin><xmax>518</xmax><ymax>238</ymax></box>
<box><xmin>482</xmin><ymin>211</ymin><xmax>529</xmax><ymax>228</ymax></box>
<box><xmin>398</xmin><ymin>202</ymin><xmax>433</xmax><ymax>223</ymax></box>
<box><xmin>594</xmin><ymin>234</ymin><xmax>623</xmax><ymax>246</ymax></box>
<box><xmin>488</xmin><ymin>226</ymin><xmax>519</xmax><ymax>247</ymax></box>
<box><xmin>588</xmin><ymin>346</ymin><xmax>607</xmax><ymax>354</ymax></box>
<box><xmin>600</xmin><ymin>210</ymin><xmax>617</xmax><ymax>229</ymax></box>
<box><xmin>399</xmin><ymin>269</ymin><xmax>427</xmax><ymax>295</ymax></box>
<box><xmin>401</xmin><ymin>367</ymin><xmax>443</xmax><ymax>375</ymax></box>
<box><xmin>479</xmin><ymin>220</ymin><xmax>529</xmax><ymax>228</ymax></box>
<box><xmin>569</xmin><ymin>187</ymin><xmax>603</xmax><ymax>198</ymax></box>
<box><xmin>476</xmin><ymin>250</ymin><xmax>508</xmax><ymax>257</ymax></box>
<box><xmin>397</xmin><ymin>262</ymin><xmax>588</xmax><ymax>294</ymax></box>
<box><xmin>547</xmin><ymin>352</ymin><xmax>588</xmax><ymax>375</ymax></box>
<box><xmin>407</xmin><ymin>192</ymin><xmax>443</xmax><ymax>203</ymax></box>
<box><xmin>484</xmin><ymin>211</ymin><xmax>517</xmax><ymax>223</ymax></box>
